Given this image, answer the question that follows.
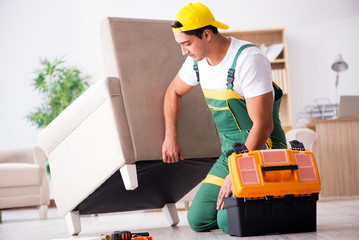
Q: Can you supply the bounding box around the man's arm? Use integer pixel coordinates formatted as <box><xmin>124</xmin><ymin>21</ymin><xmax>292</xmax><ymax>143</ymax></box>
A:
<box><xmin>162</xmin><ymin>73</ymin><xmax>194</xmax><ymax>163</ymax></box>
<box><xmin>217</xmin><ymin>91</ymin><xmax>274</xmax><ymax>210</ymax></box>
<box><xmin>244</xmin><ymin>91</ymin><xmax>274</xmax><ymax>150</ymax></box>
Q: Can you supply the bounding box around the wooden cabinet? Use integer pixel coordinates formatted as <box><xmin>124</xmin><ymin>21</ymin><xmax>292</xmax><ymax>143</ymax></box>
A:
<box><xmin>306</xmin><ymin>118</ymin><xmax>359</xmax><ymax>197</ymax></box>
<box><xmin>223</xmin><ymin>28</ymin><xmax>292</xmax><ymax>132</ymax></box>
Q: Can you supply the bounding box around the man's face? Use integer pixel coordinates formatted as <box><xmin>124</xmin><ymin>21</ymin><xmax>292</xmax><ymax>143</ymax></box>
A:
<box><xmin>174</xmin><ymin>32</ymin><xmax>208</xmax><ymax>61</ymax></box>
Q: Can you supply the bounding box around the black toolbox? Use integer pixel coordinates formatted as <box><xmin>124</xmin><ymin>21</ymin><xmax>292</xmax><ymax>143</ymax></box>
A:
<box><xmin>224</xmin><ymin>193</ymin><xmax>319</xmax><ymax>237</ymax></box>
<box><xmin>224</xmin><ymin>141</ymin><xmax>321</xmax><ymax>237</ymax></box>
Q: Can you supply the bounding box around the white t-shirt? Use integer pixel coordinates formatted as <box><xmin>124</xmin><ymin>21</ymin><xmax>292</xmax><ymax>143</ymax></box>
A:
<box><xmin>179</xmin><ymin>37</ymin><xmax>273</xmax><ymax>99</ymax></box>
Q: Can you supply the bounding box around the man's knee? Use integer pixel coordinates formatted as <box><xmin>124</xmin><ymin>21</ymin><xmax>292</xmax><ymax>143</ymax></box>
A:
<box><xmin>187</xmin><ymin>207</ymin><xmax>206</xmax><ymax>232</ymax></box>
<box><xmin>217</xmin><ymin>209</ymin><xmax>229</xmax><ymax>234</ymax></box>
<box><xmin>187</xmin><ymin>207</ymin><xmax>217</xmax><ymax>232</ymax></box>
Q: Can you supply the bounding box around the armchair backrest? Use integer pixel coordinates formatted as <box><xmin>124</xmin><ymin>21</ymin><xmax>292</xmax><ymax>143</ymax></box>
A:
<box><xmin>0</xmin><ymin>147</ymin><xmax>34</xmax><ymax>164</ymax></box>
<box><xmin>100</xmin><ymin>17</ymin><xmax>221</xmax><ymax>161</ymax></box>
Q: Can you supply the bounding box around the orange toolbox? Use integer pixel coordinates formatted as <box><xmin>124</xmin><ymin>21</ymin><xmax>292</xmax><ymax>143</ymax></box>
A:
<box><xmin>224</xmin><ymin>140</ymin><xmax>321</xmax><ymax>237</ymax></box>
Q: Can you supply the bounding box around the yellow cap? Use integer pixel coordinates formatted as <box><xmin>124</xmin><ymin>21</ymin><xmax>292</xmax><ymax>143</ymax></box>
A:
<box><xmin>172</xmin><ymin>3</ymin><xmax>229</xmax><ymax>33</ymax></box>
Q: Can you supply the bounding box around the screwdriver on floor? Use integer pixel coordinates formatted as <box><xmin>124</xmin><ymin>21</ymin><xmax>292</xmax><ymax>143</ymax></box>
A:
<box><xmin>101</xmin><ymin>230</ymin><xmax>151</xmax><ymax>240</ymax></box>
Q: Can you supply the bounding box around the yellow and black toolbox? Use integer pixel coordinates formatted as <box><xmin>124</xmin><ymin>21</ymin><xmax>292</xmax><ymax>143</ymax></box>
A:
<box><xmin>223</xmin><ymin>140</ymin><xmax>321</xmax><ymax>237</ymax></box>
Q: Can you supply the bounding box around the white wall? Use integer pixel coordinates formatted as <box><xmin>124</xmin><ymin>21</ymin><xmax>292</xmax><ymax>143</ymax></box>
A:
<box><xmin>1</xmin><ymin>0</ymin><xmax>358</xmax><ymax>148</ymax></box>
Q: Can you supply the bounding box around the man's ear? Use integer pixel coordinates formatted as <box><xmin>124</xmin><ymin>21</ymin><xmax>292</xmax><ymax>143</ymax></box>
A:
<box><xmin>202</xmin><ymin>29</ymin><xmax>212</xmax><ymax>41</ymax></box>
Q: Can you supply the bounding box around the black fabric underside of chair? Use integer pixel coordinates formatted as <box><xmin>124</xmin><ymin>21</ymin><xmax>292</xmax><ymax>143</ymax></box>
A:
<box><xmin>74</xmin><ymin>157</ymin><xmax>217</xmax><ymax>215</ymax></box>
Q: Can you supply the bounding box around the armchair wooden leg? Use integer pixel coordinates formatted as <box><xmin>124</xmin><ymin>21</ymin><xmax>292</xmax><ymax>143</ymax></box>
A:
<box><xmin>120</xmin><ymin>164</ymin><xmax>138</xmax><ymax>190</ymax></box>
<box><xmin>38</xmin><ymin>205</ymin><xmax>48</xmax><ymax>220</ymax></box>
<box><xmin>65</xmin><ymin>211</ymin><xmax>81</xmax><ymax>236</ymax></box>
<box><xmin>184</xmin><ymin>201</ymin><xmax>190</xmax><ymax>210</ymax></box>
<box><xmin>163</xmin><ymin>203</ymin><xmax>179</xmax><ymax>226</ymax></box>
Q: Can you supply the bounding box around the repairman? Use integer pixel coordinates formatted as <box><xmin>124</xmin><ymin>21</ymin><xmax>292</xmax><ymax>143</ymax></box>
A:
<box><xmin>161</xmin><ymin>2</ymin><xmax>287</xmax><ymax>233</ymax></box>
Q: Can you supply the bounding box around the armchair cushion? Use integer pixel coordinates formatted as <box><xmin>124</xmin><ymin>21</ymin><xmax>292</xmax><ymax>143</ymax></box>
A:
<box><xmin>0</xmin><ymin>163</ymin><xmax>40</xmax><ymax>187</ymax></box>
<box><xmin>100</xmin><ymin>17</ymin><xmax>221</xmax><ymax>161</ymax></box>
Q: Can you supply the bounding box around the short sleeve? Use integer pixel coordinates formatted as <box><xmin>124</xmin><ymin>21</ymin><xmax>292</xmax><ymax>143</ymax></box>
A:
<box><xmin>178</xmin><ymin>56</ymin><xmax>200</xmax><ymax>86</ymax></box>
<box><xmin>238</xmin><ymin>53</ymin><xmax>273</xmax><ymax>99</ymax></box>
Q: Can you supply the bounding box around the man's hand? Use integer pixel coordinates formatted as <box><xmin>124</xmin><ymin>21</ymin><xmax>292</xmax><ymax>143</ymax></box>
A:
<box><xmin>162</xmin><ymin>136</ymin><xmax>183</xmax><ymax>163</ymax></box>
<box><xmin>217</xmin><ymin>174</ymin><xmax>233</xmax><ymax>210</ymax></box>
<box><xmin>162</xmin><ymin>73</ymin><xmax>193</xmax><ymax>163</ymax></box>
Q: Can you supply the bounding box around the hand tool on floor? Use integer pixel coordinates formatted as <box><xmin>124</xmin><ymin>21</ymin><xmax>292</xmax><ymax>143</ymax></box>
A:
<box><xmin>133</xmin><ymin>237</ymin><xmax>152</xmax><ymax>240</ymax></box>
<box><xmin>130</xmin><ymin>231</ymin><xmax>150</xmax><ymax>238</ymax></box>
<box><xmin>101</xmin><ymin>230</ymin><xmax>150</xmax><ymax>240</ymax></box>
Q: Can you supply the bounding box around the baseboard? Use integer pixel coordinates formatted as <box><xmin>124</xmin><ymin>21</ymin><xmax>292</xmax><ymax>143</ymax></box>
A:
<box><xmin>49</xmin><ymin>199</ymin><xmax>56</xmax><ymax>208</ymax></box>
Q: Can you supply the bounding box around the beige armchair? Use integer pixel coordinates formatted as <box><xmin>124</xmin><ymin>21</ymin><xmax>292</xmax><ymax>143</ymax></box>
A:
<box><xmin>35</xmin><ymin>17</ymin><xmax>221</xmax><ymax>235</ymax></box>
<box><xmin>286</xmin><ymin>128</ymin><xmax>318</xmax><ymax>151</ymax></box>
<box><xmin>0</xmin><ymin>146</ymin><xmax>50</xmax><ymax>222</ymax></box>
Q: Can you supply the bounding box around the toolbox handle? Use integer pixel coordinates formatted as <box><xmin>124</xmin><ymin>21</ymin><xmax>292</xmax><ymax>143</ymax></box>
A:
<box><xmin>231</xmin><ymin>142</ymin><xmax>249</xmax><ymax>154</ymax></box>
<box><xmin>289</xmin><ymin>140</ymin><xmax>305</xmax><ymax>151</ymax></box>
<box><xmin>261</xmin><ymin>165</ymin><xmax>298</xmax><ymax>172</ymax></box>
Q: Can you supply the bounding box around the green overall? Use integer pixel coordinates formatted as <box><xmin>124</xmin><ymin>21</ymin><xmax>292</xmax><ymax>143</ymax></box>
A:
<box><xmin>187</xmin><ymin>44</ymin><xmax>287</xmax><ymax>233</ymax></box>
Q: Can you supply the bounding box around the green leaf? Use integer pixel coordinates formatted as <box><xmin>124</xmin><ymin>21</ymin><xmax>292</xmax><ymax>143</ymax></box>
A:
<box><xmin>26</xmin><ymin>57</ymin><xmax>91</xmax><ymax>129</ymax></box>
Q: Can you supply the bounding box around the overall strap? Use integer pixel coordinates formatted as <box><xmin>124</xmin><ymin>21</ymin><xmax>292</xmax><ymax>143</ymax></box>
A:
<box><xmin>193</xmin><ymin>61</ymin><xmax>200</xmax><ymax>82</ymax></box>
<box><xmin>226</xmin><ymin>44</ymin><xmax>257</xmax><ymax>89</ymax></box>
<box><xmin>192</xmin><ymin>43</ymin><xmax>256</xmax><ymax>84</ymax></box>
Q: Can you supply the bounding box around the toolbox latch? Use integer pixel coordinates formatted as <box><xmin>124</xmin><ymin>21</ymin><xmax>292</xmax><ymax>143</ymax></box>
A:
<box><xmin>289</xmin><ymin>140</ymin><xmax>305</xmax><ymax>151</ymax></box>
<box><xmin>231</xmin><ymin>142</ymin><xmax>249</xmax><ymax>154</ymax></box>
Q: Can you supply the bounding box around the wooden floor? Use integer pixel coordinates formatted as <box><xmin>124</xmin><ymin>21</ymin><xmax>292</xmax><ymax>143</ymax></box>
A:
<box><xmin>1</xmin><ymin>197</ymin><xmax>359</xmax><ymax>240</ymax></box>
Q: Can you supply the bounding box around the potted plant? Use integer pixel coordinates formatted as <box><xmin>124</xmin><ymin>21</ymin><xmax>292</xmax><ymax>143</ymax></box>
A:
<box><xmin>26</xmin><ymin>57</ymin><xmax>91</xmax><ymax>174</ymax></box>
